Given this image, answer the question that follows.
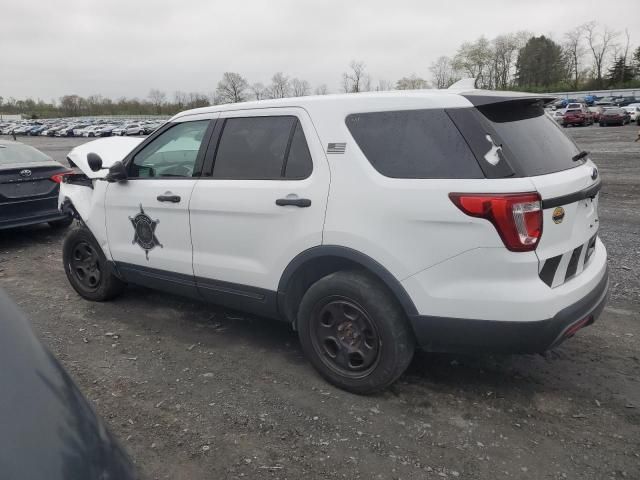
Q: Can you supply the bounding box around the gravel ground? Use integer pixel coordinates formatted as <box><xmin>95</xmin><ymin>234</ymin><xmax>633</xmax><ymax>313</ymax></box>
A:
<box><xmin>1</xmin><ymin>126</ymin><xmax>639</xmax><ymax>480</ymax></box>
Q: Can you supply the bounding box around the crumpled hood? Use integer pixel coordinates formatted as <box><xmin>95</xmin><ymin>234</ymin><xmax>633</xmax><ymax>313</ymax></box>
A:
<box><xmin>67</xmin><ymin>137</ymin><xmax>143</xmax><ymax>178</ymax></box>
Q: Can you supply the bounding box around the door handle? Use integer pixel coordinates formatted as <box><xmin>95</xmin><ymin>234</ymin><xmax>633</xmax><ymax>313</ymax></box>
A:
<box><xmin>275</xmin><ymin>198</ymin><xmax>311</xmax><ymax>208</ymax></box>
<box><xmin>157</xmin><ymin>194</ymin><xmax>181</xmax><ymax>203</ymax></box>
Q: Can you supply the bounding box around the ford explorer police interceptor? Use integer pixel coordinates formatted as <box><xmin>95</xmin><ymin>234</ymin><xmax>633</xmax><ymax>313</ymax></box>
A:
<box><xmin>59</xmin><ymin>88</ymin><xmax>609</xmax><ymax>394</ymax></box>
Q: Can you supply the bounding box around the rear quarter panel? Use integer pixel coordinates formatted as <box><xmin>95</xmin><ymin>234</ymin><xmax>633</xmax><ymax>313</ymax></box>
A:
<box><xmin>306</xmin><ymin>97</ymin><xmax>537</xmax><ymax>281</ymax></box>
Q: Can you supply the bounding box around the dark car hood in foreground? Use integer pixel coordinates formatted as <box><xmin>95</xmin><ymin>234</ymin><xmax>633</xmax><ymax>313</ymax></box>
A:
<box><xmin>0</xmin><ymin>290</ymin><xmax>136</xmax><ymax>480</ymax></box>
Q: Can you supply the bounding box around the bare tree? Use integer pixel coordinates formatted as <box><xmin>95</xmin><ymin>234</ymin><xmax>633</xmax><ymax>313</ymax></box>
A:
<box><xmin>314</xmin><ymin>84</ymin><xmax>329</xmax><ymax>95</ymax></box>
<box><xmin>215</xmin><ymin>72</ymin><xmax>249</xmax><ymax>104</ymax></box>
<box><xmin>291</xmin><ymin>78</ymin><xmax>311</xmax><ymax>97</ymax></box>
<box><xmin>453</xmin><ymin>37</ymin><xmax>494</xmax><ymax>88</ymax></box>
<box><xmin>582</xmin><ymin>22</ymin><xmax>619</xmax><ymax>88</ymax></box>
<box><xmin>148</xmin><ymin>89</ymin><xmax>166</xmax><ymax>114</ymax></box>
<box><xmin>250</xmin><ymin>82</ymin><xmax>267</xmax><ymax>101</ymax></box>
<box><xmin>564</xmin><ymin>27</ymin><xmax>585</xmax><ymax>90</ymax></box>
<box><xmin>491</xmin><ymin>32</ymin><xmax>529</xmax><ymax>89</ymax></box>
<box><xmin>429</xmin><ymin>56</ymin><xmax>461</xmax><ymax>89</ymax></box>
<box><xmin>375</xmin><ymin>79</ymin><xmax>395</xmax><ymax>91</ymax></box>
<box><xmin>395</xmin><ymin>75</ymin><xmax>429</xmax><ymax>90</ymax></box>
<box><xmin>173</xmin><ymin>91</ymin><xmax>187</xmax><ymax>110</ymax></box>
<box><xmin>620</xmin><ymin>28</ymin><xmax>632</xmax><ymax>85</ymax></box>
<box><xmin>186</xmin><ymin>92</ymin><xmax>209</xmax><ymax>108</ymax></box>
<box><xmin>342</xmin><ymin>60</ymin><xmax>370</xmax><ymax>93</ymax></box>
<box><xmin>268</xmin><ymin>72</ymin><xmax>291</xmax><ymax>99</ymax></box>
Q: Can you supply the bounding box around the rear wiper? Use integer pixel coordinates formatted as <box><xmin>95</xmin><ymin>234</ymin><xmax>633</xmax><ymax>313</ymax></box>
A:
<box><xmin>572</xmin><ymin>150</ymin><xmax>589</xmax><ymax>162</ymax></box>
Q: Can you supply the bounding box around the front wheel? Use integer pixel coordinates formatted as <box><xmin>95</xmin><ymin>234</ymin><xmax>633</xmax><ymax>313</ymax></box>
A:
<box><xmin>297</xmin><ymin>270</ymin><xmax>415</xmax><ymax>394</ymax></box>
<box><xmin>63</xmin><ymin>227</ymin><xmax>125</xmax><ymax>301</ymax></box>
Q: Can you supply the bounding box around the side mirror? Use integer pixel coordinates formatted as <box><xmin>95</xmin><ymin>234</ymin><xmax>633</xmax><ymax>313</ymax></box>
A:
<box><xmin>105</xmin><ymin>161</ymin><xmax>128</xmax><ymax>183</ymax></box>
<box><xmin>87</xmin><ymin>152</ymin><xmax>103</xmax><ymax>172</ymax></box>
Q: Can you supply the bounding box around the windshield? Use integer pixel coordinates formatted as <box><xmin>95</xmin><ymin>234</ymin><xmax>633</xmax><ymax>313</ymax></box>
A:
<box><xmin>0</xmin><ymin>143</ymin><xmax>52</xmax><ymax>165</ymax></box>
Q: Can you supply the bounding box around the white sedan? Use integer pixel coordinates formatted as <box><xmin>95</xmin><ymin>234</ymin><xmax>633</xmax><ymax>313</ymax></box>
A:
<box><xmin>622</xmin><ymin>104</ymin><xmax>640</xmax><ymax>122</ymax></box>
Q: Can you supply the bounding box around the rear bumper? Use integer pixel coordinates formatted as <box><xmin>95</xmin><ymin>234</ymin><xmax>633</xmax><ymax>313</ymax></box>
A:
<box><xmin>0</xmin><ymin>195</ymin><xmax>69</xmax><ymax>230</ymax></box>
<box><xmin>409</xmin><ymin>265</ymin><xmax>609</xmax><ymax>353</ymax></box>
<box><xmin>0</xmin><ymin>211</ymin><xmax>69</xmax><ymax>230</ymax></box>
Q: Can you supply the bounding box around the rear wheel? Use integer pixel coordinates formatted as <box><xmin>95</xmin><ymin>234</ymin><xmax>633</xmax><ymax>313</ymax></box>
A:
<box><xmin>63</xmin><ymin>227</ymin><xmax>125</xmax><ymax>301</ymax></box>
<box><xmin>297</xmin><ymin>270</ymin><xmax>415</xmax><ymax>394</ymax></box>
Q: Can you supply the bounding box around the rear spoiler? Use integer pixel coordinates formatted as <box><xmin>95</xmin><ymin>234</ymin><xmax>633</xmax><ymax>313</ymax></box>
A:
<box><xmin>461</xmin><ymin>92</ymin><xmax>557</xmax><ymax>107</ymax></box>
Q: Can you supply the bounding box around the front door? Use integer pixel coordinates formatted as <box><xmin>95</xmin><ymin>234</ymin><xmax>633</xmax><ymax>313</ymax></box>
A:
<box><xmin>105</xmin><ymin>119</ymin><xmax>214</xmax><ymax>294</ymax></box>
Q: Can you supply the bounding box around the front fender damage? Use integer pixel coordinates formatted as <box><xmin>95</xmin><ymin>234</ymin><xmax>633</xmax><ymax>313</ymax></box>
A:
<box><xmin>59</xmin><ymin>180</ymin><xmax>113</xmax><ymax>261</ymax></box>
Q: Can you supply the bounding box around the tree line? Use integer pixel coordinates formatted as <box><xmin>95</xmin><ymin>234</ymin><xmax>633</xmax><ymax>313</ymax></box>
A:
<box><xmin>2</xmin><ymin>21</ymin><xmax>639</xmax><ymax>119</ymax></box>
<box><xmin>431</xmin><ymin>22</ymin><xmax>640</xmax><ymax>91</ymax></box>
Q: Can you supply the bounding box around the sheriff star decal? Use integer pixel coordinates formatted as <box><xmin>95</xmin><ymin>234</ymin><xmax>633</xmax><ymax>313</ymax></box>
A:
<box><xmin>129</xmin><ymin>205</ymin><xmax>162</xmax><ymax>260</ymax></box>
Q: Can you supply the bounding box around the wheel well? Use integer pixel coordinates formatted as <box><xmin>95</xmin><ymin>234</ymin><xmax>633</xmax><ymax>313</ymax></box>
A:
<box><xmin>278</xmin><ymin>249</ymin><xmax>417</xmax><ymax>329</ymax></box>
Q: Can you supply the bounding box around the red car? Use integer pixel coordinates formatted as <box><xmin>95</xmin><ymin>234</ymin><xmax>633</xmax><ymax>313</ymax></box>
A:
<box><xmin>562</xmin><ymin>107</ymin><xmax>593</xmax><ymax>127</ymax></box>
<box><xmin>599</xmin><ymin>108</ymin><xmax>626</xmax><ymax>127</ymax></box>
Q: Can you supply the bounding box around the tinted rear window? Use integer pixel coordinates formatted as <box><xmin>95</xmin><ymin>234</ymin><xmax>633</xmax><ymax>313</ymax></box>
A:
<box><xmin>345</xmin><ymin>109</ymin><xmax>483</xmax><ymax>179</ymax></box>
<box><xmin>475</xmin><ymin>101</ymin><xmax>581</xmax><ymax>177</ymax></box>
<box><xmin>0</xmin><ymin>143</ymin><xmax>51</xmax><ymax>165</ymax></box>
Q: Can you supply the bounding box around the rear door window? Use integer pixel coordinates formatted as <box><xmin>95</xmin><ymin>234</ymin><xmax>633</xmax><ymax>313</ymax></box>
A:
<box><xmin>212</xmin><ymin>116</ymin><xmax>312</xmax><ymax>180</ymax></box>
<box><xmin>345</xmin><ymin>109</ymin><xmax>483</xmax><ymax>179</ymax></box>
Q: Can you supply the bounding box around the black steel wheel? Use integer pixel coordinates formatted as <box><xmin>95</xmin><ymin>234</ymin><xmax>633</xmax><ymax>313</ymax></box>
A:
<box><xmin>310</xmin><ymin>297</ymin><xmax>381</xmax><ymax>379</ymax></box>
<box><xmin>63</xmin><ymin>227</ymin><xmax>125</xmax><ymax>301</ymax></box>
<box><xmin>298</xmin><ymin>270</ymin><xmax>414</xmax><ymax>394</ymax></box>
<box><xmin>69</xmin><ymin>241</ymin><xmax>101</xmax><ymax>291</ymax></box>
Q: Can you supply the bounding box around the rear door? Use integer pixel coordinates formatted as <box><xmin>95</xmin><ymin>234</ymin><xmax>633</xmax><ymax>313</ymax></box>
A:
<box><xmin>189</xmin><ymin>108</ymin><xmax>329</xmax><ymax>314</ymax></box>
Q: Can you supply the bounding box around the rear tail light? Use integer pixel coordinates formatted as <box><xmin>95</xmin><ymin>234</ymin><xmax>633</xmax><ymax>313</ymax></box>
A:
<box><xmin>50</xmin><ymin>170</ymin><xmax>74</xmax><ymax>184</ymax></box>
<box><xmin>449</xmin><ymin>192</ymin><xmax>543</xmax><ymax>252</ymax></box>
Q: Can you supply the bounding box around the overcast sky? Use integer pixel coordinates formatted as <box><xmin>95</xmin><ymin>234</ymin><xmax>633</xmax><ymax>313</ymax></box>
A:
<box><xmin>2</xmin><ymin>0</ymin><xmax>639</xmax><ymax>101</ymax></box>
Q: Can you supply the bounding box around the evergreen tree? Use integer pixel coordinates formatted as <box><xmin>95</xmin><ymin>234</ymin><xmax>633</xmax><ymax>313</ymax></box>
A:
<box><xmin>515</xmin><ymin>36</ymin><xmax>564</xmax><ymax>89</ymax></box>
<box><xmin>607</xmin><ymin>57</ymin><xmax>634</xmax><ymax>86</ymax></box>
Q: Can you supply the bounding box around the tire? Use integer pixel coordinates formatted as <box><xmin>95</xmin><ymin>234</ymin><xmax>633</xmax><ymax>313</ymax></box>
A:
<box><xmin>297</xmin><ymin>270</ymin><xmax>415</xmax><ymax>394</ymax></box>
<box><xmin>48</xmin><ymin>216</ymin><xmax>74</xmax><ymax>229</ymax></box>
<box><xmin>63</xmin><ymin>227</ymin><xmax>125</xmax><ymax>301</ymax></box>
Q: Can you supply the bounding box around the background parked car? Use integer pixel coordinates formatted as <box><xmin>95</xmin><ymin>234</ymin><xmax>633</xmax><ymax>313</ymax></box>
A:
<box><xmin>599</xmin><ymin>107</ymin><xmax>627</xmax><ymax>126</ymax></box>
<box><xmin>551</xmin><ymin>109</ymin><xmax>565</xmax><ymax>125</ymax></box>
<box><xmin>0</xmin><ymin>140</ymin><xmax>73</xmax><ymax>230</ymax></box>
<box><xmin>623</xmin><ymin>104</ymin><xmax>640</xmax><ymax>122</ymax></box>
<box><xmin>613</xmin><ymin>96</ymin><xmax>639</xmax><ymax>107</ymax></box>
<box><xmin>124</xmin><ymin>123</ymin><xmax>145</xmax><ymax>136</ymax></box>
<box><xmin>563</xmin><ymin>105</ymin><xmax>593</xmax><ymax>127</ymax></box>
<box><xmin>588</xmin><ymin>106</ymin><xmax>602</xmax><ymax>122</ymax></box>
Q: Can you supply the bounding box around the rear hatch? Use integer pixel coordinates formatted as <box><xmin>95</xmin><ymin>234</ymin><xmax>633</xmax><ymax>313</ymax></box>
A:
<box><xmin>448</xmin><ymin>95</ymin><xmax>601</xmax><ymax>288</ymax></box>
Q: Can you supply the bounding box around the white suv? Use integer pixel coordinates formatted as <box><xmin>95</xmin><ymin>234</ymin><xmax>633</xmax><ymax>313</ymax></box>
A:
<box><xmin>59</xmin><ymin>90</ymin><xmax>609</xmax><ymax>394</ymax></box>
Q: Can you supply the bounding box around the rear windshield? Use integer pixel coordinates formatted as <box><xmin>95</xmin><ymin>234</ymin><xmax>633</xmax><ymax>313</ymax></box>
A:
<box><xmin>0</xmin><ymin>143</ymin><xmax>52</xmax><ymax>164</ymax></box>
<box><xmin>345</xmin><ymin>109</ymin><xmax>482</xmax><ymax>179</ymax></box>
<box><xmin>474</xmin><ymin>101</ymin><xmax>581</xmax><ymax>177</ymax></box>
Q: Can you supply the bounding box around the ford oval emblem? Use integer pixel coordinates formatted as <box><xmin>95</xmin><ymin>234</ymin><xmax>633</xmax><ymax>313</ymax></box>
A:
<box><xmin>591</xmin><ymin>167</ymin><xmax>598</xmax><ymax>180</ymax></box>
<box><xmin>19</xmin><ymin>169</ymin><xmax>32</xmax><ymax>178</ymax></box>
